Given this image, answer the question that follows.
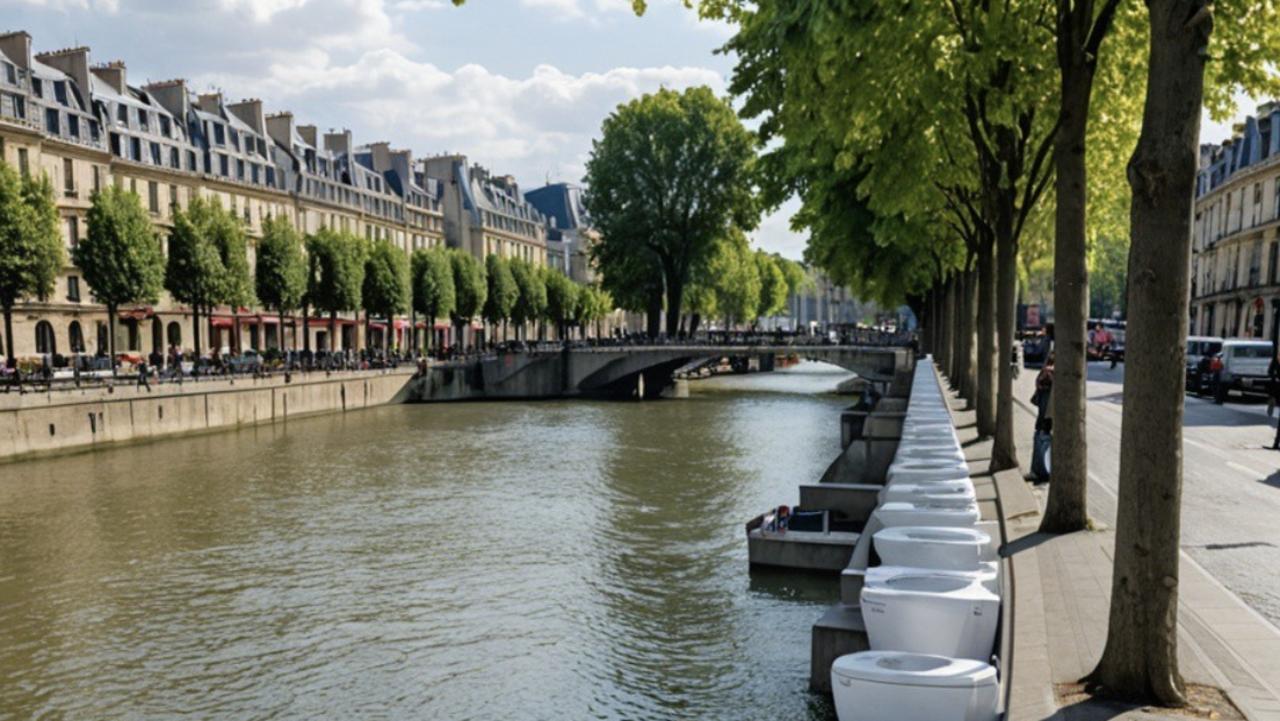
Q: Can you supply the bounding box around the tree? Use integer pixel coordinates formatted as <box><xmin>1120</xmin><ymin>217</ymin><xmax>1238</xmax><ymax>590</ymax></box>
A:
<box><xmin>362</xmin><ymin>238</ymin><xmax>410</xmax><ymax>351</ymax></box>
<box><xmin>166</xmin><ymin>198</ymin><xmax>224</xmax><ymax>358</ymax></box>
<box><xmin>483</xmin><ymin>254</ymin><xmax>518</xmax><ymax>342</ymax></box>
<box><xmin>712</xmin><ymin>230</ymin><xmax>760</xmax><ymax>328</ymax></box>
<box><xmin>544</xmin><ymin>271</ymin><xmax>579</xmax><ymax>340</ymax></box>
<box><xmin>585</xmin><ymin>86</ymin><xmax>759</xmax><ymax>336</ymax></box>
<box><xmin>448</xmin><ymin>249</ymin><xmax>486</xmax><ymax>349</ymax></box>
<box><xmin>509</xmin><ymin>257</ymin><xmax>547</xmax><ymax>341</ymax></box>
<box><xmin>754</xmin><ymin>250</ymin><xmax>788</xmax><ymax>325</ymax></box>
<box><xmin>411</xmin><ymin>247</ymin><xmax>456</xmax><ymax>353</ymax></box>
<box><xmin>255</xmin><ymin>215</ymin><xmax>307</xmax><ymax>353</ymax></box>
<box><xmin>73</xmin><ymin>186</ymin><xmax>164</xmax><ymax>373</ymax></box>
<box><xmin>0</xmin><ymin>164</ymin><xmax>63</xmax><ymax>369</ymax></box>
<box><xmin>1088</xmin><ymin>235</ymin><xmax>1128</xmax><ymax>319</ymax></box>
<box><xmin>207</xmin><ymin>201</ymin><xmax>254</xmax><ymax>354</ymax></box>
<box><xmin>306</xmin><ymin>229</ymin><xmax>364</xmax><ymax>353</ymax></box>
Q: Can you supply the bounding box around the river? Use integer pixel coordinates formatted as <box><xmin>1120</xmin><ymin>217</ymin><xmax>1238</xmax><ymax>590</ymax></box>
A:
<box><xmin>0</xmin><ymin>363</ymin><xmax>852</xmax><ymax>721</ymax></box>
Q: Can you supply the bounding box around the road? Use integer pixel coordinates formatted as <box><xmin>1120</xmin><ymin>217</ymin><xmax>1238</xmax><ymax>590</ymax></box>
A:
<box><xmin>1063</xmin><ymin>362</ymin><xmax>1280</xmax><ymax>625</ymax></box>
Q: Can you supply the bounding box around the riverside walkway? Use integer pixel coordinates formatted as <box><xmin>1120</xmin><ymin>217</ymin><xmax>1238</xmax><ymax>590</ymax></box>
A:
<box><xmin>943</xmin><ymin>367</ymin><xmax>1280</xmax><ymax>720</ymax></box>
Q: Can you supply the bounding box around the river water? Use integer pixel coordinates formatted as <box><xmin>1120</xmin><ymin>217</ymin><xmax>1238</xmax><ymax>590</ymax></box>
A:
<box><xmin>0</xmin><ymin>363</ymin><xmax>852</xmax><ymax>721</ymax></box>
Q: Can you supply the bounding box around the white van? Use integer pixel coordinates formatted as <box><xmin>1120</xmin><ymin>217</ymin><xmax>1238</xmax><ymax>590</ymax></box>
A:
<box><xmin>1206</xmin><ymin>338</ymin><xmax>1273</xmax><ymax>404</ymax></box>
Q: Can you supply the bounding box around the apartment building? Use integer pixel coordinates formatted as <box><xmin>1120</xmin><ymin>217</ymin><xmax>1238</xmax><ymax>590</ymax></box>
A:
<box><xmin>0</xmin><ymin>30</ymin><xmax>452</xmax><ymax>362</ymax></box>
<box><xmin>424</xmin><ymin>154</ymin><xmax>548</xmax><ymax>266</ymax></box>
<box><xmin>1191</xmin><ymin>102</ymin><xmax>1280</xmax><ymax>341</ymax></box>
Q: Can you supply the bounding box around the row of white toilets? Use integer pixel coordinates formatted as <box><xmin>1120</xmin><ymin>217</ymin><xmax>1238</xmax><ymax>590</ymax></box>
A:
<box><xmin>831</xmin><ymin>359</ymin><xmax>1002</xmax><ymax>721</ymax></box>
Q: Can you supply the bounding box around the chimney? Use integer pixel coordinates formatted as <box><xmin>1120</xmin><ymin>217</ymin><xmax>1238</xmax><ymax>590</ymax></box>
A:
<box><xmin>390</xmin><ymin>149</ymin><xmax>413</xmax><ymax>180</ymax></box>
<box><xmin>296</xmin><ymin>124</ymin><xmax>318</xmax><ymax>148</ymax></box>
<box><xmin>323</xmin><ymin>129</ymin><xmax>352</xmax><ymax>155</ymax></box>
<box><xmin>143</xmin><ymin>79</ymin><xmax>189</xmax><ymax>120</ymax></box>
<box><xmin>35</xmin><ymin>47</ymin><xmax>91</xmax><ymax>104</ymax></box>
<box><xmin>227</xmin><ymin>98</ymin><xmax>265</xmax><ymax>135</ymax></box>
<box><xmin>196</xmin><ymin>92</ymin><xmax>223</xmax><ymax>115</ymax></box>
<box><xmin>368</xmin><ymin>141</ymin><xmax>392</xmax><ymax>172</ymax></box>
<box><xmin>0</xmin><ymin>31</ymin><xmax>32</xmax><ymax>73</ymax></box>
<box><xmin>90</xmin><ymin>60</ymin><xmax>127</xmax><ymax>95</ymax></box>
<box><xmin>266</xmin><ymin>111</ymin><xmax>295</xmax><ymax>149</ymax></box>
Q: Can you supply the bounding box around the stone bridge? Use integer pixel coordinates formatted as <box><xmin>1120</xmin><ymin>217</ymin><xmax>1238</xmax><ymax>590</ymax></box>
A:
<box><xmin>408</xmin><ymin>345</ymin><xmax>915</xmax><ymax>401</ymax></box>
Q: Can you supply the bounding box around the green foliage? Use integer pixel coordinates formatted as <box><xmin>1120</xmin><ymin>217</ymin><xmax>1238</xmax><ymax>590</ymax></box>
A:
<box><xmin>448</xmin><ymin>249</ymin><xmax>487</xmax><ymax>325</ymax></box>
<box><xmin>206</xmin><ymin>200</ymin><xmax>254</xmax><ymax>309</ymax></box>
<box><xmin>482</xmin><ymin>254</ymin><xmax>519</xmax><ymax>326</ymax></box>
<box><xmin>509</xmin><ymin>257</ymin><xmax>547</xmax><ymax>326</ymax></box>
<box><xmin>166</xmin><ymin>197</ymin><xmax>225</xmax><ymax>313</ymax></box>
<box><xmin>709</xmin><ymin>229</ymin><xmax>759</xmax><ymax>324</ymax></box>
<box><xmin>754</xmin><ymin>250</ymin><xmax>788</xmax><ymax>318</ymax></box>
<box><xmin>255</xmin><ymin>214</ymin><xmax>306</xmax><ymax>315</ymax></box>
<box><xmin>0</xmin><ymin>162</ymin><xmax>63</xmax><ymax>309</ymax></box>
<box><xmin>411</xmin><ymin>246</ymin><xmax>456</xmax><ymax>322</ymax></box>
<box><xmin>1089</xmin><ymin>234</ymin><xmax>1128</xmax><ymax>319</ymax></box>
<box><xmin>585</xmin><ymin>86</ymin><xmax>759</xmax><ymax>332</ymax></box>
<box><xmin>74</xmin><ymin>185</ymin><xmax>164</xmax><ymax>310</ymax></box>
<box><xmin>544</xmin><ymin>270</ymin><xmax>579</xmax><ymax>332</ymax></box>
<box><xmin>306</xmin><ymin>229</ymin><xmax>365</xmax><ymax>316</ymax></box>
<box><xmin>362</xmin><ymin>238</ymin><xmax>410</xmax><ymax>327</ymax></box>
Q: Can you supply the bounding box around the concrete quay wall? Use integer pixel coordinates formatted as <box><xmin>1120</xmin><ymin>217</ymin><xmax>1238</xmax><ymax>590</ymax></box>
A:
<box><xmin>0</xmin><ymin>369</ymin><xmax>416</xmax><ymax>462</ymax></box>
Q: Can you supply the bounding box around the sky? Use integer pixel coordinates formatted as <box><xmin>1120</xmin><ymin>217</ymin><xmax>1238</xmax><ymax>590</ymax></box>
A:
<box><xmin>7</xmin><ymin>0</ymin><xmax>1265</xmax><ymax>261</ymax></box>
<box><xmin>9</xmin><ymin>0</ymin><xmax>811</xmax><ymax>258</ymax></box>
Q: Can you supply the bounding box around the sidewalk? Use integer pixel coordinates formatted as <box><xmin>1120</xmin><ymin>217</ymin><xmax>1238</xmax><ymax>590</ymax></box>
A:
<box><xmin>946</xmin><ymin>367</ymin><xmax>1280</xmax><ymax>720</ymax></box>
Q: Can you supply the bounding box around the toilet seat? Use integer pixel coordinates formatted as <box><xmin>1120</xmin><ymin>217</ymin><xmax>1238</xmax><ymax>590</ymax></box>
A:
<box><xmin>861</xmin><ymin>574</ymin><xmax>1001</xmax><ymax>661</ymax></box>
<box><xmin>864</xmin><ymin>562</ymin><xmax>1000</xmax><ymax>596</ymax></box>
<box><xmin>873</xmin><ymin>525</ymin><xmax>991</xmax><ymax>568</ymax></box>
<box><xmin>831</xmin><ymin>650</ymin><xmax>997</xmax><ymax>688</ymax></box>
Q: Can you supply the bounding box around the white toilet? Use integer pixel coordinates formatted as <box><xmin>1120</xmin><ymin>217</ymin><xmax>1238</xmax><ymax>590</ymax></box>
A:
<box><xmin>875</xmin><ymin>502</ymin><xmax>981</xmax><ymax>529</ymax></box>
<box><xmin>873</xmin><ymin>526</ymin><xmax>990</xmax><ymax>569</ymax></box>
<box><xmin>831</xmin><ymin>651</ymin><xmax>999</xmax><ymax>721</ymax></box>
<box><xmin>864</xmin><ymin>562</ymin><xmax>1001</xmax><ymax>596</ymax></box>
<box><xmin>895</xmin><ymin>446</ymin><xmax>967</xmax><ymax>464</ymax></box>
<box><xmin>861</xmin><ymin>574</ymin><xmax>1001</xmax><ymax>661</ymax></box>
<box><xmin>887</xmin><ymin>461</ymin><xmax>971</xmax><ymax>484</ymax></box>
<box><xmin>880</xmin><ymin>481</ymin><xmax>976</xmax><ymax>505</ymax></box>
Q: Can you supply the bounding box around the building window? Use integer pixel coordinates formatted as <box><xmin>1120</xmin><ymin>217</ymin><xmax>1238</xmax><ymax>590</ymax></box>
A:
<box><xmin>31</xmin><ymin>77</ymin><xmax>42</xmax><ymax>98</ymax></box>
<box><xmin>150</xmin><ymin>142</ymin><xmax>161</xmax><ymax>165</ymax></box>
<box><xmin>159</xmin><ymin>115</ymin><xmax>171</xmax><ymax>137</ymax></box>
<box><xmin>167</xmin><ymin>321</ymin><xmax>181</xmax><ymax>348</ymax></box>
<box><xmin>54</xmin><ymin>80</ymin><xmax>67</xmax><ymax>105</ymax></box>
<box><xmin>66</xmin><ymin>216</ymin><xmax>79</xmax><ymax>248</ymax></box>
<box><xmin>34</xmin><ymin>321</ymin><xmax>56</xmax><ymax>355</ymax></box>
<box><xmin>138</xmin><ymin>109</ymin><xmax>149</xmax><ymax>131</ymax></box>
<box><xmin>63</xmin><ymin>158</ymin><xmax>75</xmax><ymax>197</ymax></box>
<box><xmin>3</xmin><ymin>62</ymin><xmax>14</xmax><ymax>85</ymax></box>
<box><xmin>89</xmin><ymin>120</ymin><xmax>99</xmax><ymax>142</ymax></box>
<box><xmin>117</xmin><ymin>104</ymin><xmax>128</xmax><ymax>126</ymax></box>
<box><xmin>219</xmin><ymin>154</ymin><xmax>229</xmax><ymax>176</ymax></box>
<box><xmin>170</xmin><ymin>147</ymin><xmax>179</xmax><ymax>169</ymax></box>
<box><xmin>213</xmin><ymin>123</ymin><xmax>225</xmax><ymax>145</ymax></box>
<box><xmin>1254</xmin><ymin>183</ymin><xmax>1263</xmax><ymax>226</ymax></box>
<box><xmin>92</xmin><ymin>166</ymin><xmax>101</xmax><ymax>193</ymax></box>
<box><xmin>45</xmin><ymin>107</ymin><xmax>59</xmax><ymax>134</ymax></box>
<box><xmin>110</xmin><ymin>133</ymin><xmax>122</xmax><ymax>157</ymax></box>
<box><xmin>130</xmin><ymin>136</ymin><xmax>141</xmax><ymax>162</ymax></box>
<box><xmin>187</xmin><ymin>151</ymin><xmax>197</xmax><ymax>172</ymax></box>
<box><xmin>67</xmin><ymin>274</ymin><xmax>81</xmax><ymax>301</ymax></box>
<box><xmin>17</xmin><ymin>148</ymin><xmax>28</xmax><ymax>177</ymax></box>
<box><xmin>169</xmin><ymin>184</ymin><xmax>178</xmax><ymax>210</ymax></box>
<box><xmin>69</xmin><ymin>321</ymin><xmax>85</xmax><ymax>353</ymax></box>
<box><xmin>67</xmin><ymin>115</ymin><xmax>79</xmax><ymax>139</ymax></box>
<box><xmin>148</xmin><ymin>182</ymin><xmax>159</xmax><ymax>214</ymax></box>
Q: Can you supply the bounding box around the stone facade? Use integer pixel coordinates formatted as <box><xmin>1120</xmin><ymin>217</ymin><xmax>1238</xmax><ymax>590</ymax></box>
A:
<box><xmin>0</xmin><ymin>30</ymin><xmax>557</xmax><ymax>363</ymax></box>
<box><xmin>1191</xmin><ymin>102</ymin><xmax>1280</xmax><ymax>340</ymax></box>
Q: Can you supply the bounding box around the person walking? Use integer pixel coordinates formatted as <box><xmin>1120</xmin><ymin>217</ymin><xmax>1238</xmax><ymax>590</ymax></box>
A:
<box><xmin>1268</xmin><ymin>348</ymin><xmax>1280</xmax><ymax>449</ymax></box>
<box><xmin>1030</xmin><ymin>352</ymin><xmax>1055</xmax><ymax>482</ymax></box>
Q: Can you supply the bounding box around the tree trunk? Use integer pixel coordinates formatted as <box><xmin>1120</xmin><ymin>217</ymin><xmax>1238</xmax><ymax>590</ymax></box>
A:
<box><xmin>957</xmin><ymin>266</ymin><xmax>977</xmax><ymax>404</ymax></box>
<box><xmin>279</xmin><ymin>309</ymin><xmax>286</xmax><ymax>354</ymax></box>
<box><xmin>107</xmin><ymin>304</ymin><xmax>118</xmax><ymax>377</ymax></box>
<box><xmin>976</xmin><ymin>237</ymin><xmax>997</xmax><ymax>436</ymax></box>
<box><xmin>302</xmin><ymin>302</ymin><xmax>310</xmax><ymax>354</ymax></box>
<box><xmin>665</xmin><ymin>277</ymin><xmax>684</xmax><ymax>338</ymax></box>
<box><xmin>690</xmin><ymin>312</ymin><xmax>702</xmax><ymax>337</ymax></box>
<box><xmin>646</xmin><ymin>290</ymin><xmax>663</xmax><ymax>339</ymax></box>
<box><xmin>991</xmin><ymin>204</ymin><xmax>1019</xmax><ymax>472</ymax></box>
<box><xmin>1088</xmin><ymin>0</ymin><xmax>1208</xmax><ymax>704</ymax></box>
<box><xmin>329</xmin><ymin>311</ymin><xmax>337</xmax><ymax>353</ymax></box>
<box><xmin>192</xmin><ymin>305</ymin><xmax>202</xmax><ymax>359</ymax></box>
<box><xmin>2</xmin><ymin>304</ymin><xmax>14</xmax><ymax>369</ymax></box>
<box><xmin>947</xmin><ymin>275</ymin><xmax>961</xmax><ymax>386</ymax></box>
<box><xmin>1043</xmin><ymin>39</ymin><xmax>1095</xmax><ymax>533</ymax></box>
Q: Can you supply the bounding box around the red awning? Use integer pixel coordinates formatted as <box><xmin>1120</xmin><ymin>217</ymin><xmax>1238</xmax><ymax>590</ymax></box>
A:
<box><xmin>118</xmin><ymin>307</ymin><xmax>154</xmax><ymax>321</ymax></box>
<box><xmin>307</xmin><ymin>317</ymin><xmax>356</xmax><ymax>328</ymax></box>
<box><xmin>369</xmin><ymin>321</ymin><xmax>387</xmax><ymax>330</ymax></box>
<box><xmin>415</xmin><ymin>321</ymin><xmax>427</xmax><ymax>329</ymax></box>
<box><xmin>209</xmin><ymin>317</ymin><xmax>234</xmax><ymax>328</ymax></box>
<box><xmin>393</xmin><ymin>319</ymin><xmax>409</xmax><ymax>330</ymax></box>
<box><xmin>255</xmin><ymin>315</ymin><xmax>280</xmax><ymax>325</ymax></box>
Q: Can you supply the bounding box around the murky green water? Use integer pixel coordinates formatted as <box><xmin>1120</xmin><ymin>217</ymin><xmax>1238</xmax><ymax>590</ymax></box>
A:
<box><xmin>0</xmin><ymin>364</ymin><xmax>851</xmax><ymax>720</ymax></box>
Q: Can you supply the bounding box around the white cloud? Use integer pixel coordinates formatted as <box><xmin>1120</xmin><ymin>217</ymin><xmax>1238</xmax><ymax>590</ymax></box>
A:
<box><xmin>192</xmin><ymin>48</ymin><xmax>723</xmax><ymax>190</ymax></box>
<box><xmin>16</xmin><ymin>0</ymin><xmax>119</xmax><ymax>11</ymax></box>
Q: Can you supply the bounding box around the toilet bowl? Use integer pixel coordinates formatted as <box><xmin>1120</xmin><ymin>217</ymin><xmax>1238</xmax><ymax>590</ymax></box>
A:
<box><xmin>895</xmin><ymin>446</ymin><xmax>966</xmax><ymax>464</ymax></box>
<box><xmin>861</xmin><ymin>574</ymin><xmax>1001</xmax><ymax>661</ymax></box>
<box><xmin>887</xmin><ymin>459</ymin><xmax>971</xmax><ymax>484</ymax></box>
<box><xmin>864</xmin><ymin>562</ymin><xmax>1000</xmax><ymax>596</ymax></box>
<box><xmin>880</xmin><ymin>481</ymin><xmax>976</xmax><ymax>505</ymax></box>
<box><xmin>875</xmin><ymin>502</ymin><xmax>981</xmax><ymax>529</ymax></box>
<box><xmin>874</xmin><ymin>526</ymin><xmax>990</xmax><ymax>569</ymax></box>
<box><xmin>831</xmin><ymin>651</ymin><xmax>998</xmax><ymax>721</ymax></box>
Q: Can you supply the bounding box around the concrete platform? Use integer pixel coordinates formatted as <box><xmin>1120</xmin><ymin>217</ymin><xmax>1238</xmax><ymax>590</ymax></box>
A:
<box><xmin>810</xmin><ymin>603</ymin><xmax>869</xmax><ymax>694</ymax></box>
<box><xmin>747</xmin><ymin>528</ymin><xmax>860</xmax><ymax>572</ymax></box>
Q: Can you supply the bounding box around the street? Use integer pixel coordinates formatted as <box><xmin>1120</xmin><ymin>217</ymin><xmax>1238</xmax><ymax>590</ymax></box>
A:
<box><xmin>1063</xmin><ymin>363</ymin><xmax>1280</xmax><ymax>626</ymax></box>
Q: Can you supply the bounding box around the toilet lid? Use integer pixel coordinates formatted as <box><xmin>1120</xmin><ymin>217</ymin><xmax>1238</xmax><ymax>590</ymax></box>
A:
<box><xmin>831</xmin><ymin>651</ymin><xmax>998</xmax><ymax>688</ymax></box>
<box><xmin>874</xmin><ymin>525</ymin><xmax>991</xmax><ymax>546</ymax></box>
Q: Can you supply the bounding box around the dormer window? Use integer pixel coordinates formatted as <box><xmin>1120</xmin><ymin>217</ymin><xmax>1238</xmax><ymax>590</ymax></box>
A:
<box><xmin>54</xmin><ymin>81</ymin><xmax>67</xmax><ymax>105</ymax></box>
<box><xmin>159</xmin><ymin>115</ymin><xmax>171</xmax><ymax>137</ymax></box>
<box><xmin>31</xmin><ymin>78</ymin><xmax>42</xmax><ymax>98</ymax></box>
<box><xmin>229</xmin><ymin>128</ymin><xmax>239</xmax><ymax>150</ymax></box>
<box><xmin>138</xmin><ymin>109</ymin><xmax>148</xmax><ymax>131</ymax></box>
<box><xmin>212</xmin><ymin>123</ymin><xmax>225</xmax><ymax>145</ymax></box>
<box><xmin>2</xmin><ymin>63</ymin><xmax>14</xmax><ymax>85</ymax></box>
<box><xmin>117</xmin><ymin>104</ymin><xmax>128</xmax><ymax>126</ymax></box>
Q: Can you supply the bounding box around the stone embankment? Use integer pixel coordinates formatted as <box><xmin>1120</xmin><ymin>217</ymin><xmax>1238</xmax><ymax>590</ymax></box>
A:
<box><xmin>0</xmin><ymin>369</ymin><xmax>416</xmax><ymax>463</ymax></box>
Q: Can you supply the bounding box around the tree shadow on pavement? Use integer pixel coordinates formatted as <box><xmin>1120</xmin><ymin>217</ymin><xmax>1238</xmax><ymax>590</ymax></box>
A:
<box><xmin>1000</xmin><ymin>531</ymin><xmax>1056</xmax><ymax>558</ymax></box>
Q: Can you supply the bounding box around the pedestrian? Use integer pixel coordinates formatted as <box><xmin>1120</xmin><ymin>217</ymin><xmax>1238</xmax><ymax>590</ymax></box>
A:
<box><xmin>1268</xmin><ymin>348</ymin><xmax>1280</xmax><ymax>449</ymax></box>
<box><xmin>1030</xmin><ymin>352</ymin><xmax>1054</xmax><ymax>483</ymax></box>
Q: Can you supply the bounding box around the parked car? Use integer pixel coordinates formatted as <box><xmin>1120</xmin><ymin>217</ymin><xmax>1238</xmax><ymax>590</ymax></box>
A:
<box><xmin>1198</xmin><ymin>338</ymin><xmax>1273</xmax><ymax>404</ymax></box>
<box><xmin>1185</xmin><ymin>335</ymin><xmax>1223</xmax><ymax>391</ymax></box>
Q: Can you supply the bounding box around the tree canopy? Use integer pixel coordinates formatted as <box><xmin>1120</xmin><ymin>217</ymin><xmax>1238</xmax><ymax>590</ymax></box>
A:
<box><xmin>482</xmin><ymin>254</ymin><xmax>518</xmax><ymax>330</ymax></box>
<box><xmin>0</xmin><ymin>162</ymin><xmax>63</xmax><ymax>365</ymax></box>
<box><xmin>363</xmin><ymin>238</ymin><xmax>410</xmax><ymax>348</ymax></box>
<box><xmin>585</xmin><ymin>86</ymin><xmax>759</xmax><ymax>336</ymax></box>
<box><xmin>255</xmin><ymin>214</ymin><xmax>307</xmax><ymax>320</ymax></box>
